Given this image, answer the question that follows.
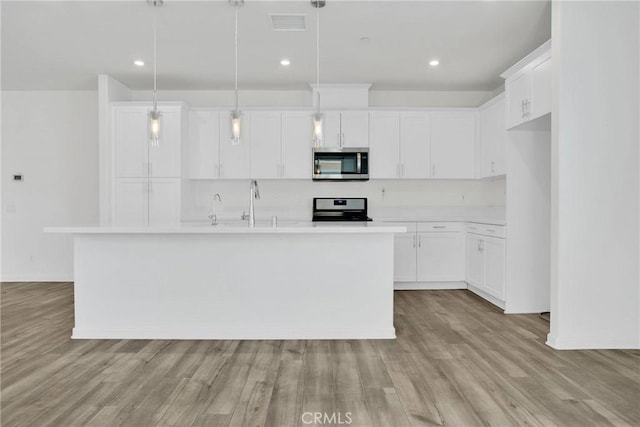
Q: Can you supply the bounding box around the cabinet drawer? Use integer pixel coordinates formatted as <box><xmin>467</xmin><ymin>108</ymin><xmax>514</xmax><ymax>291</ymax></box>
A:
<box><xmin>417</xmin><ymin>222</ymin><xmax>463</xmax><ymax>232</ymax></box>
<box><xmin>385</xmin><ymin>221</ymin><xmax>417</xmax><ymax>233</ymax></box>
<box><xmin>466</xmin><ymin>223</ymin><xmax>506</xmax><ymax>238</ymax></box>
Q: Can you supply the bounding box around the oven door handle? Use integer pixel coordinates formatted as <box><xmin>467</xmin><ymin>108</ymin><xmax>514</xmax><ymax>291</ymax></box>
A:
<box><xmin>356</xmin><ymin>153</ymin><xmax>362</xmax><ymax>174</ymax></box>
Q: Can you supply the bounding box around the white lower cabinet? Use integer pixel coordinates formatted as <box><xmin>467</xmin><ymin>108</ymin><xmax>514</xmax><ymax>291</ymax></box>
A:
<box><xmin>465</xmin><ymin>224</ymin><xmax>506</xmax><ymax>304</ymax></box>
<box><xmin>114</xmin><ymin>178</ymin><xmax>180</xmax><ymax>226</ymax></box>
<box><xmin>417</xmin><ymin>232</ymin><xmax>465</xmax><ymax>282</ymax></box>
<box><xmin>390</xmin><ymin>222</ymin><xmax>465</xmax><ymax>287</ymax></box>
<box><xmin>394</xmin><ymin>231</ymin><xmax>418</xmax><ymax>282</ymax></box>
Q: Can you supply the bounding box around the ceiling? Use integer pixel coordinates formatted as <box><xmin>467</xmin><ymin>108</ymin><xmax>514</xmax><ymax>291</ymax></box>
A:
<box><xmin>2</xmin><ymin>0</ymin><xmax>551</xmax><ymax>91</ymax></box>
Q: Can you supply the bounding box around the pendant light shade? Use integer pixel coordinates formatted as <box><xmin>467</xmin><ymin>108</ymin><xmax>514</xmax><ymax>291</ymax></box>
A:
<box><xmin>148</xmin><ymin>0</ymin><xmax>163</xmax><ymax>147</ymax></box>
<box><xmin>311</xmin><ymin>0</ymin><xmax>325</xmax><ymax>147</ymax></box>
<box><xmin>230</xmin><ymin>0</ymin><xmax>244</xmax><ymax>145</ymax></box>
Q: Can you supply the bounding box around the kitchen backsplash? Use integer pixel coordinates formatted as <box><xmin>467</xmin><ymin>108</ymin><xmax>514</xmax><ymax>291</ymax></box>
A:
<box><xmin>182</xmin><ymin>178</ymin><xmax>506</xmax><ymax>222</ymax></box>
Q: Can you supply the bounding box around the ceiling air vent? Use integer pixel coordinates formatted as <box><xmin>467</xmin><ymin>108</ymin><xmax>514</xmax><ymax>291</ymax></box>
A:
<box><xmin>269</xmin><ymin>14</ymin><xmax>306</xmax><ymax>31</ymax></box>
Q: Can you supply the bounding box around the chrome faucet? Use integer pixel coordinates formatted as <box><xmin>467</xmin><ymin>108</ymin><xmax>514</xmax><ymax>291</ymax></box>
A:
<box><xmin>241</xmin><ymin>180</ymin><xmax>260</xmax><ymax>227</ymax></box>
<box><xmin>208</xmin><ymin>193</ymin><xmax>222</xmax><ymax>225</ymax></box>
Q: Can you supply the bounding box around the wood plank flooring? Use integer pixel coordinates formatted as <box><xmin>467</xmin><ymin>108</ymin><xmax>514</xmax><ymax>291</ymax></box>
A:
<box><xmin>1</xmin><ymin>282</ymin><xmax>638</xmax><ymax>426</ymax></box>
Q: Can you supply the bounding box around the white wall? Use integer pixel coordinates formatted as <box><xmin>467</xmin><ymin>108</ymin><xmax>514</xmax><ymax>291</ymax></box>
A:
<box><xmin>182</xmin><ymin>178</ymin><xmax>506</xmax><ymax>222</ymax></box>
<box><xmin>549</xmin><ymin>1</ymin><xmax>640</xmax><ymax>349</ymax></box>
<box><xmin>1</xmin><ymin>91</ymin><xmax>99</xmax><ymax>281</ymax></box>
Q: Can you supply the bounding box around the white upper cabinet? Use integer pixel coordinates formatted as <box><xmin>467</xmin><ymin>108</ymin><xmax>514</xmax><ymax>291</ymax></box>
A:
<box><xmin>249</xmin><ymin>112</ymin><xmax>282</xmax><ymax>179</ymax></box>
<box><xmin>503</xmin><ymin>43</ymin><xmax>551</xmax><ymax>129</ymax></box>
<box><xmin>188</xmin><ymin>110</ymin><xmax>220</xmax><ymax>179</ymax></box>
<box><xmin>505</xmin><ymin>71</ymin><xmax>532</xmax><ymax>129</ymax></box>
<box><xmin>281</xmin><ymin>112</ymin><xmax>313</xmax><ymax>179</ymax></box>
<box><xmin>479</xmin><ymin>95</ymin><xmax>506</xmax><ymax>177</ymax></box>
<box><xmin>400</xmin><ymin>112</ymin><xmax>430</xmax><ymax>179</ymax></box>
<box><xmin>114</xmin><ymin>107</ymin><xmax>149</xmax><ymax>178</ymax></box>
<box><xmin>321</xmin><ymin>111</ymin><xmax>369</xmax><ymax>148</ymax></box>
<box><xmin>430</xmin><ymin>112</ymin><xmax>476</xmax><ymax>179</ymax></box>
<box><xmin>113</xmin><ymin>105</ymin><xmax>183</xmax><ymax>178</ymax></box>
<box><xmin>219</xmin><ymin>111</ymin><xmax>251</xmax><ymax>179</ymax></box>
<box><xmin>322</xmin><ymin>112</ymin><xmax>342</xmax><ymax>147</ymax></box>
<box><xmin>369</xmin><ymin>111</ymin><xmax>400</xmax><ymax>179</ymax></box>
<box><xmin>530</xmin><ymin>55</ymin><xmax>552</xmax><ymax>120</ymax></box>
<box><xmin>340</xmin><ymin>111</ymin><xmax>369</xmax><ymax>147</ymax></box>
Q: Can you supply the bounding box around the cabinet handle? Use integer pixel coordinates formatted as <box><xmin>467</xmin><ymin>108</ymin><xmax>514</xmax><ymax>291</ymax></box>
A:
<box><xmin>413</xmin><ymin>234</ymin><xmax>416</xmax><ymax>248</ymax></box>
<box><xmin>341</xmin><ymin>133</ymin><xmax>345</xmax><ymax>147</ymax></box>
<box><xmin>491</xmin><ymin>160</ymin><xmax>495</xmax><ymax>173</ymax></box>
<box><xmin>401</xmin><ymin>164</ymin><xmax>405</xmax><ymax>177</ymax></box>
<box><xmin>396</xmin><ymin>164</ymin><xmax>400</xmax><ymax>178</ymax></box>
<box><xmin>418</xmin><ymin>235</ymin><xmax>422</xmax><ymax>248</ymax></box>
<box><xmin>337</xmin><ymin>133</ymin><xmax>341</xmax><ymax>147</ymax></box>
<box><xmin>433</xmin><ymin>226</ymin><xmax>446</xmax><ymax>229</ymax></box>
<box><xmin>486</xmin><ymin>229</ymin><xmax>496</xmax><ymax>233</ymax></box>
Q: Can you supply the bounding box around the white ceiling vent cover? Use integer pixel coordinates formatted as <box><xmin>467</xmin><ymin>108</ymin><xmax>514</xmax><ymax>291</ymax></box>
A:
<box><xmin>269</xmin><ymin>14</ymin><xmax>306</xmax><ymax>31</ymax></box>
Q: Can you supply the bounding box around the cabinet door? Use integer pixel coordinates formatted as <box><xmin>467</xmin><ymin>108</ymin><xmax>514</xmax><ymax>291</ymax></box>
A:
<box><xmin>400</xmin><ymin>112</ymin><xmax>430</xmax><ymax>179</ymax></box>
<box><xmin>219</xmin><ymin>112</ymin><xmax>251</xmax><ymax>179</ymax></box>
<box><xmin>188</xmin><ymin>110</ymin><xmax>220</xmax><ymax>179</ymax></box>
<box><xmin>417</xmin><ymin>232</ymin><xmax>465</xmax><ymax>282</ymax></box>
<box><xmin>369</xmin><ymin>111</ymin><xmax>400</xmax><ymax>179</ymax></box>
<box><xmin>394</xmin><ymin>233</ymin><xmax>417</xmax><ymax>282</ymax></box>
<box><xmin>250</xmin><ymin>112</ymin><xmax>282</xmax><ymax>179</ymax></box>
<box><xmin>340</xmin><ymin>111</ymin><xmax>369</xmax><ymax>147</ymax></box>
<box><xmin>505</xmin><ymin>71</ymin><xmax>530</xmax><ymax>129</ymax></box>
<box><xmin>531</xmin><ymin>56</ymin><xmax>552</xmax><ymax>120</ymax></box>
<box><xmin>149</xmin><ymin>107</ymin><xmax>181</xmax><ymax>177</ymax></box>
<box><xmin>480</xmin><ymin>98</ymin><xmax>506</xmax><ymax>177</ymax></box>
<box><xmin>282</xmin><ymin>112</ymin><xmax>312</xmax><ymax>179</ymax></box>
<box><xmin>148</xmin><ymin>178</ymin><xmax>181</xmax><ymax>226</ymax></box>
<box><xmin>114</xmin><ymin>107</ymin><xmax>148</xmax><ymax>178</ymax></box>
<box><xmin>484</xmin><ymin>237</ymin><xmax>506</xmax><ymax>300</ymax></box>
<box><xmin>430</xmin><ymin>112</ymin><xmax>476</xmax><ymax>179</ymax></box>
<box><xmin>114</xmin><ymin>178</ymin><xmax>148</xmax><ymax>225</ymax></box>
<box><xmin>321</xmin><ymin>112</ymin><xmax>342</xmax><ymax>147</ymax></box>
<box><xmin>465</xmin><ymin>234</ymin><xmax>485</xmax><ymax>287</ymax></box>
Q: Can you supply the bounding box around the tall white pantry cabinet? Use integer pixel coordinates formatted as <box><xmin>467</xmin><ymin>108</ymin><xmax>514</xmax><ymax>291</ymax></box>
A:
<box><xmin>111</xmin><ymin>103</ymin><xmax>186</xmax><ymax>225</ymax></box>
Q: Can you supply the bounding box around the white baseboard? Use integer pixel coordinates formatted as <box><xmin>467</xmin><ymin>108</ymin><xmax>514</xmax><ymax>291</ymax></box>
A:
<box><xmin>546</xmin><ymin>332</ymin><xmax>640</xmax><ymax>350</ymax></box>
<box><xmin>72</xmin><ymin>327</ymin><xmax>397</xmax><ymax>340</ymax></box>
<box><xmin>1</xmin><ymin>273</ymin><xmax>73</xmax><ymax>283</ymax></box>
<box><xmin>466</xmin><ymin>284</ymin><xmax>506</xmax><ymax>310</ymax></box>
<box><xmin>394</xmin><ymin>281</ymin><xmax>466</xmax><ymax>290</ymax></box>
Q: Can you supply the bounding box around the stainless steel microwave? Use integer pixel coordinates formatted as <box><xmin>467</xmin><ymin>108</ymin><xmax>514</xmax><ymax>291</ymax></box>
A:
<box><xmin>312</xmin><ymin>147</ymin><xmax>369</xmax><ymax>181</ymax></box>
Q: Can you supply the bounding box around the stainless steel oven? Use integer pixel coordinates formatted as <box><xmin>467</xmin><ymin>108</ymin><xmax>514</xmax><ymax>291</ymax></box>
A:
<box><xmin>312</xmin><ymin>147</ymin><xmax>369</xmax><ymax>181</ymax></box>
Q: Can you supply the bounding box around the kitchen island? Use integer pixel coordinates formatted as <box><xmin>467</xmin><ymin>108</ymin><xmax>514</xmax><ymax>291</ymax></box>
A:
<box><xmin>46</xmin><ymin>222</ymin><xmax>405</xmax><ymax>340</ymax></box>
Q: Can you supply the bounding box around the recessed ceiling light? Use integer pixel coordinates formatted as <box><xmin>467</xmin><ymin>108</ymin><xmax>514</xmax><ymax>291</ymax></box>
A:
<box><xmin>280</xmin><ymin>58</ymin><xmax>291</xmax><ymax>66</ymax></box>
<box><xmin>429</xmin><ymin>59</ymin><xmax>440</xmax><ymax>67</ymax></box>
<box><xmin>360</xmin><ymin>37</ymin><xmax>371</xmax><ymax>43</ymax></box>
<box><xmin>134</xmin><ymin>60</ymin><xmax>145</xmax><ymax>67</ymax></box>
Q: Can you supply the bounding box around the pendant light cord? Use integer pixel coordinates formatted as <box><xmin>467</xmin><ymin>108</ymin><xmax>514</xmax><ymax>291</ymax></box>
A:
<box><xmin>316</xmin><ymin>5</ymin><xmax>320</xmax><ymax>114</ymax></box>
<box><xmin>153</xmin><ymin>9</ymin><xmax>158</xmax><ymax>112</ymax></box>
<box><xmin>234</xmin><ymin>4</ymin><xmax>239</xmax><ymax>112</ymax></box>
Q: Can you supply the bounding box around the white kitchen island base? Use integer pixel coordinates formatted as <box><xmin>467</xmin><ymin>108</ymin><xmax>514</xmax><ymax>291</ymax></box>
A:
<box><xmin>50</xmin><ymin>224</ymin><xmax>402</xmax><ymax>340</ymax></box>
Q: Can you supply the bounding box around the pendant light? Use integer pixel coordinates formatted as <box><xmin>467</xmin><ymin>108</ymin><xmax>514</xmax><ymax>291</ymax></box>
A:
<box><xmin>148</xmin><ymin>0</ymin><xmax>163</xmax><ymax>147</ymax></box>
<box><xmin>230</xmin><ymin>0</ymin><xmax>244</xmax><ymax>145</ymax></box>
<box><xmin>311</xmin><ymin>0</ymin><xmax>326</xmax><ymax>147</ymax></box>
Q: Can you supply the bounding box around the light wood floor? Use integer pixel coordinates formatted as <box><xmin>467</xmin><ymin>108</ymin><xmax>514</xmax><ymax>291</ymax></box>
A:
<box><xmin>1</xmin><ymin>283</ymin><xmax>638</xmax><ymax>426</ymax></box>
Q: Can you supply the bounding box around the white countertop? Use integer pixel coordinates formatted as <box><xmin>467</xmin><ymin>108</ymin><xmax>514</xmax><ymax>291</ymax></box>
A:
<box><xmin>44</xmin><ymin>221</ymin><xmax>407</xmax><ymax>234</ymax></box>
